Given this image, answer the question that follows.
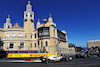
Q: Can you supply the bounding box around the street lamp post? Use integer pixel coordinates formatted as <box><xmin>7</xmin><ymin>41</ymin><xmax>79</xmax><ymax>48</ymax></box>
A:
<box><xmin>40</xmin><ymin>18</ymin><xmax>47</xmax><ymax>53</ymax></box>
<box><xmin>43</xmin><ymin>18</ymin><xmax>47</xmax><ymax>26</ymax></box>
<box><xmin>18</xmin><ymin>46</ymin><xmax>20</xmax><ymax>53</ymax></box>
<box><xmin>7</xmin><ymin>47</ymin><xmax>9</xmax><ymax>54</ymax></box>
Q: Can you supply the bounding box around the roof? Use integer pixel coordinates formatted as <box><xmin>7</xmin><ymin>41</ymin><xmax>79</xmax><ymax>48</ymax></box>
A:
<box><xmin>88</xmin><ymin>40</ymin><xmax>100</xmax><ymax>42</ymax></box>
<box><xmin>11</xmin><ymin>23</ymin><xmax>23</xmax><ymax>29</ymax></box>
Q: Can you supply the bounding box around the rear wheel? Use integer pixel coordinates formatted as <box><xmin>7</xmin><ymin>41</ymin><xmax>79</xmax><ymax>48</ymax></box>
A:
<box><xmin>60</xmin><ymin>59</ymin><xmax>62</xmax><ymax>62</ymax></box>
<box><xmin>68</xmin><ymin>56</ymin><xmax>73</xmax><ymax>61</ymax></box>
<box><xmin>84</xmin><ymin>55</ymin><xmax>87</xmax><ymax>58</ymax></box>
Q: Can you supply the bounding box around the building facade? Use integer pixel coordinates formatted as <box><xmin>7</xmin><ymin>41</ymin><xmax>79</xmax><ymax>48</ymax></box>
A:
<box><xmin>87</xmin><ymin>40</ymin><xmax>100</xmax><ymax>48</ymax></box>
<box><xmin>0</xmin><ymin>1</ymin><xmax>71</xmax><ymax>53</ymax></box>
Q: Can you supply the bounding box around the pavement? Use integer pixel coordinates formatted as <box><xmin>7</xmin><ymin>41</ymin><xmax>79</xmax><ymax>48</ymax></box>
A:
<box><xmin>0</xmin><ymin>56</ymin><xmax>100</xmax><ymax>67</ymax></box>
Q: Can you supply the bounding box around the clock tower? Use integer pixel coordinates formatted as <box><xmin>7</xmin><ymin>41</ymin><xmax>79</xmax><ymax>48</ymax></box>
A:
<box><xmin>24</xmin><ymin>1</ymin><xmax>34</xmax><ymax>34</ymax></box>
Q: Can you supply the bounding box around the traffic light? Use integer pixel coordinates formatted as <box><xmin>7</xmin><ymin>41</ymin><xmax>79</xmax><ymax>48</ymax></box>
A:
<box><xmin>58</xmin><ymin>40</ymin><xmax>60</xmax><ymax>43</ymax></box>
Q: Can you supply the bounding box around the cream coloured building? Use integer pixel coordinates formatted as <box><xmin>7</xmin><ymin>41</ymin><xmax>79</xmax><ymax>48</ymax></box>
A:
<box><xmin>87</xmin><ymin>40</ymin><xmax>100</xmax><ymax>48</ymax></box>
<box><xmin>0</xmin><ymin>1</ymin><xmax>72</xmax><ymax>53</ymax></box>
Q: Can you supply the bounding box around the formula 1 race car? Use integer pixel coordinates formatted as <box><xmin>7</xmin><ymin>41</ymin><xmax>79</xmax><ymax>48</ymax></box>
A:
<box><xmin>41</xmin><ymin>54</ymin><xmax>73</xmax><ymax>64</ymax></box>
<box><xmin>6</xmin><ymin>54</ymin><xmax>73</xmax><ymax>64</ymax></box>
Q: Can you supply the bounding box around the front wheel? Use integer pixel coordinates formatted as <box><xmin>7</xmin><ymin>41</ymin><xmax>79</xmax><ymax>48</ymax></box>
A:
<box><xmin>45</xmin><ymin>59</ymin><xmax>51</xmax><ymax>64</ymax></box>
<box><xmin>65</xmin><ymin>56</ymin><xmax>68</xmax><ymax>61</ymax></box>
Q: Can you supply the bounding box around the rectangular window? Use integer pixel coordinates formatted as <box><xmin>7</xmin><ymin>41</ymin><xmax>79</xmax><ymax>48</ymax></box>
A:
<box><xmin>20</xmin><ymin>42</ymin><xmax>24</xmax><ymax>48</ymax></box>
<box><xmin>46</xmin><ymin>41</ymin><xmax>48</xmax><ymax>47</ymax></box>
<box><xmin>31</xmin><ymin>35</ymin><xmax>32</xmax><ymax>39</ymax></box>
<box><xmin>31</xmin><ymin>43</ymin><xmax>32</xmax><ymax>48</ymax></box>
<box><xmin>35</xmin><ymin>33</ymin><xmax>36</xmax><ymax>38</ymax></box>
<box><xmin>57</xmin><ymin>30</ymin><xmax>66</xmax><ymax>40</ymax></box>
<box><xmin>9</xmin><ymin>43</ymin><xmax>13</xmax><ymax>48</ymax></box>
<box><xmin>25</xmin><ymin>34</ymin><xmax>27</xmax><ymax>38</ymax></box>
<box><xmin>35</xmin><ymin>43</ymin><xmax>36</xmax><ymax>48</ymax></box>
<box><xmin>38</xmin><ymin>27</ymin><xmax>49</xmax><ymax>37</ymax></box>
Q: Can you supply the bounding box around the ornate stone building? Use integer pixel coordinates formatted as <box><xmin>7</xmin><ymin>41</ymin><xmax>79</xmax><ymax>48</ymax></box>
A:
<box><xmin>0</xmin><ymin>1</ymin><xmax>73</xmax><ymax>53</ymax></box>
<box><xmin>87</xmin><ymin>40</ymin><xmax>100</xmax><ymax>48</ymax></box>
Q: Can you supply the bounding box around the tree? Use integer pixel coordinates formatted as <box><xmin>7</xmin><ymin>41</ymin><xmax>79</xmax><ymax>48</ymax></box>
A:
<box><xmin>69</xmin><ymin>43</ymin><xmax>76</xmax><ymax>48</ymax></box>
<box><xmin>75</xmin><ymin>47</ymin><xmax>83</xmax><ymax>52</ymax></box>
<box><xmin>69</xmin><ymin>43</ymin><xmax>73</xmax><ymax>47</ymax></box>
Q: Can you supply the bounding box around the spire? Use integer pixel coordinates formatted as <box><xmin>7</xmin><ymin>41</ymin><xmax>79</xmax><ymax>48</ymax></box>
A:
<box><xmin>8</xmin><ymin>15</ymin><xmax>10</xmax><ymax>18</ymax></box>
<box><xmin>49</xmin><ymin>14</ymin><xmax>51</xmax><ymax>17</ymax></box>
<box><xmin>37</xmin><ymin>18</ymin><xmax>40</xmax><ymax>26</ymax></box>
<box><xmin>6</xmin><ymin>15</ymin><xmax>11</xmax><ymax>23</ymax></box>
<box><xmin>24</xmin><ymin>1</ymin><xmax>34</xmax><ymax>21</ymax></box>
<box><xmin>26</xmin><ymin>1</ymin><xmax>32</xmax><ymax>11</ymax></box>
<box><xmin>38</xmin><ymin>18</ymin><xmax>40</xmax><ymax>22</ymax></box>
<box><xmin>28</xmin><ymin>1</ymin><xmax>30</xmax><ymax>4</ymax></box>
<box><xmin>48</xmin><ymin>14</ymin><xmax>53</xmax><ymax>22</ymax></box>
<box><xmin>4</xmin><ymin>15</ymin><xmax>12</xmax><ymax>29</ymax></box>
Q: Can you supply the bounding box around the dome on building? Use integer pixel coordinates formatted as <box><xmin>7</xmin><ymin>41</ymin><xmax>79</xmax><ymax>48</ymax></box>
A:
<box><xmin>62</xmin><ymin>30</ymin><xmax>66</xmax><ymax>34</ymax></box>
<box><xmin>11</xmin><ymin>23</ymin><xmax>23</xmax><ymax>29</ymax></box>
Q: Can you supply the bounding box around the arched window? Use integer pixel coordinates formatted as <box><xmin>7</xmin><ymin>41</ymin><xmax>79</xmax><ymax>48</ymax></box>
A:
<box><xmin>35</xmin><ymin>33</ymin><xmax>36</xmax><ymax>38</ymax></box>
<box><xmin>6</xmin><ymin>33</ymin><xmax>9</xmax><ymax>38</ymax></box>
<box><xmin>46</xmin><ymin>41</ymin><xmax>48</xmax><ymax>47</ymax></box>
<box><xmin>8</xmin><ymin>26</ymin><xmax>10</xmax><ymax>28</ymax></box>
<box><xmin>30</xmin><ymin>14</ymin><xmax>32</xmax><ymax>17</ymax></box>
<box><xmin>31</xmin><ymin>43</ymin><xmax>32</xmax><ymax>48</ymax></box>
<box><xmin>30</xmin><ymin>33</ymin><xmax>33</xmax><ymax>39</ymax></box>
<box><xmin>53</xmin><ymin>28</ymin><xmax>55</xmax><ymax>36</ymax></box>
<box><xmin>35</xmin><ymin>43</ymin><xmax>36</xmax><ymax>48</ymax></box>
<box><xmin>19</xmin><ymin>33</ymin><xmax>22</xmax><ymax>38</ymax></box>
<box><xmin>24</xmin><ymin>19</ymin><xmax>27</xmax><ymax>22</ymax></box>
<box><xmin>31</xmin><ymin>35</ymin><xmax>32</xmax><ymax>39</ymax></box>
<box><xmin>26</xmin><ymin>14</ymin><xmax>28</xmax><ymax>17</ymax></box>
<box><xmin>12</xmin><ymin>33</ymin><xmax>16</xmax><ymax>38</ymax></box>
<box><xmin>31</xmin><ymin>19</ymin><xmax>33</xmax><ymax>22</ymax></box>
<box><xmin>25</xmin><ymin>33</ymin><xmax>27</xmax><ymax>38</ymax></box>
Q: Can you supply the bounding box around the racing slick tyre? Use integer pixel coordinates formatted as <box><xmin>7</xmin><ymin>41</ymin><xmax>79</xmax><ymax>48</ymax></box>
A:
<box><xmin>88</xmin><ymin>55</ymin><xmax>91</xmax><ymax>58</ymax></box>
<box><xmin>60</xmin><ymin>59</ymin><xmax>62</xmax><ymax>62</ymax></box>
<box><xmin>45</xmin><ymin>58</ymin><xmax>51</xmax><ymax>64</ymax></box>
<box><xmin>68</xmin><ymin>56</ymin><xmax>73</xmax><ymax>61</ymax></box>
<box><xmin>65</xmin><ymin>56</ymin><xmax>68</xmax><ymax>61</ymax></box>
<box><xmin>84</xmin><ymin>55</ymin><xmax>87</xmax><ymax>58</ymax></box>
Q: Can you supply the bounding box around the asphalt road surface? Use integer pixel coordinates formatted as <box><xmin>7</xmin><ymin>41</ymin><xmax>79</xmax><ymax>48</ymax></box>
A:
<box><xmin>0</xmin><ymin>56</ymin><xmax>100</xmax><ymax>67</ymax></box>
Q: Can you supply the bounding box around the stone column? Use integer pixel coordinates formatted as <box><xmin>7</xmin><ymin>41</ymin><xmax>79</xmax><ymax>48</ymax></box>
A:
<box><xmin>14</xmin><ymin>42</ymin><xmax>15</xmax><ymax>50</ymax></box>
<box><xmin>55</xmin><ymin>29</ymin><xmax>57</xmax><ymax>37</ymax></box>
<box><xmin>18</xmin><ymin>42</ymin><xmax>20</xmax><ymax>53</ymax></box>
<box><xmin>8</xmin><ymin>42</ymin><xmax>10</xmax><ymax>51</ymax></box>
<box><xmin>52</xmin><ymin>27</ymin><xmax>54</xmax><ymax>37</ymax></box>
<box><xmin>3</xmin><ymin>42</ymin><xmax>5</xmax><ymax>50</ymax></box>
<box><xmin>24</xmin><ymin>42</ymin><xmax>26</xmax><ymax>50</ymax></box>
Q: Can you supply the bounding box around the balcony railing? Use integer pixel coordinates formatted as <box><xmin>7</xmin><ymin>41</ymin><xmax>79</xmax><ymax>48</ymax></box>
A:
<box><xmin>1</xmin><ymin>36</ymin><xmax>27</xmax><ymax>40</ymax></box>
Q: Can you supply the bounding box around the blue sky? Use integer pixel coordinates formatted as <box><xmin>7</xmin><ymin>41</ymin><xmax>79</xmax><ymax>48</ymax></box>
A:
<box><xmin>0</xmin><ymin>0</ymin><xmax>100</xmax><ymax>47</ymax></box>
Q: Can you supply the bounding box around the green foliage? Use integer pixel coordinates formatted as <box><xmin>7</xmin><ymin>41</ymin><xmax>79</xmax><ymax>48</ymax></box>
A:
<box><xmin>75</xmin><ymin>47</ymin><xmax>83</xmax><ymax>52</ymax></box>
<box><xmin>69</xmin><ymin>43</ymin><xmax>76</xmax><ymax>48</ymax></box>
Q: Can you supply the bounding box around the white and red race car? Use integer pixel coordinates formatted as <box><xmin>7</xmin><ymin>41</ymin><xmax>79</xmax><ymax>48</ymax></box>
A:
<box><xmin>42</xmin><ymin>55</ymin><xmax>73</xmax><ymax>64</ymax></box>
<box><xmin>5</xmin><ymin>55</ymin><xmax>72</xmax><ymax>64</ymax></box>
